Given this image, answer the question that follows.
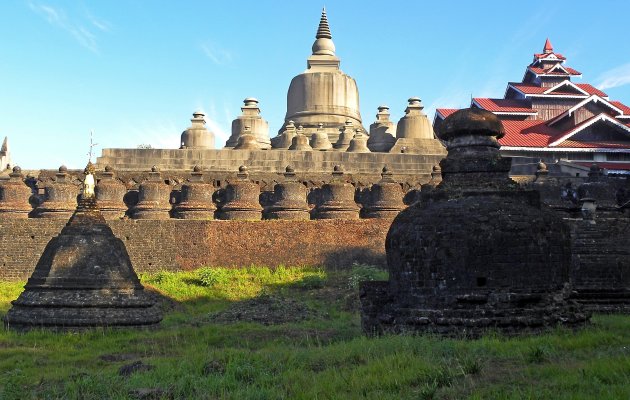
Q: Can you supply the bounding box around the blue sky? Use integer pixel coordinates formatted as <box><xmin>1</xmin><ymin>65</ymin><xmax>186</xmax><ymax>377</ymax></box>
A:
<box><xmin>2</xmin><ymin>0</ymin><xmax>630</xmax><ymax>169</ymax></box>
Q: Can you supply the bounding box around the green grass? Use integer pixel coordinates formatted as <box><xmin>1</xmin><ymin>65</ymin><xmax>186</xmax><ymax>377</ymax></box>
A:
<box><xmin>0</xmin><ymin>264</ymin><xmax>628</xmax><ymax>399</ymax></box>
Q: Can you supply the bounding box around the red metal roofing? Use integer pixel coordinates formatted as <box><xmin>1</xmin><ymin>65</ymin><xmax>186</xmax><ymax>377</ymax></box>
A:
<box><xmin>499</xmin><ymin>120</ymin><xmax>559</xmax><ymax>147</ymax></box>
<box><xmin>575</xmin><ymin>84</ymin><xmax>608</xmax><ymax>97</ymax></box>
<box><xmin>435</xmin><ymin>108</ymin><xmax>459</xmax><ymax>119</ymax></box>
<box><xmin>509</xmin><ymin>83</ymin><xmax>548</xmax><ymax>94</ymax></box>
<box><xmin>555</xmin><ymin>140</ymin><xmax>630</xmax><ymax>149</ymax></box>
<box><xmin>534</xmin><ymin>52</ymin><xmax>566</xmax><ymax>61</ymax></box>
<box><xmin>610</xmin><ymin>100</ymin><xmax>630</xmax><ymax>115</ymax></box>
<box><xmin>473</xmin><ymin>98</ymin><xmax>534</xmax><ymax>113</ymax></box>
<box><xmin>509</xmin><ymin>82</ymin><xmax>607</xmax><ymax>97</ymax></box>
<box><xmin>528</xmin><ymin>66</ymin><xmax>581</xmax><ymax>76</ymax></box>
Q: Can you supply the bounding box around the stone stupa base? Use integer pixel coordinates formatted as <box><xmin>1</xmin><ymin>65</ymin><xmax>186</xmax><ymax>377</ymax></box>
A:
<box><xmin>571</xmin><ymin>289</ymin><xmax>630</xmax><ymax>314</ymax></box>
<box><xmin>5</xmin><ymin>288</ymin><xmax>162</xmax><ymax>331</ymax></box>
<box><xmin>360</xmin><ymin>282</ymin><xmax>590</xmax><ymax>337</ymax></box>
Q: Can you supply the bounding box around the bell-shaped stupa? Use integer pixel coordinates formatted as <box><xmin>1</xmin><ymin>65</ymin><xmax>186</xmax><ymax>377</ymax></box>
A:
<box><xmin>4</xmin><ymin>162</ymin><xmax>162</xmax><ymax>331</ymax></box>
<box><xmin>277</xmin><ymin>8</ymin><xmax>365</xmax><ymax>145</ymax></box>
<box><xmin>180</xmin><ymin>111</ymin><xmax>215</xmax><ymax>149</ymax></box>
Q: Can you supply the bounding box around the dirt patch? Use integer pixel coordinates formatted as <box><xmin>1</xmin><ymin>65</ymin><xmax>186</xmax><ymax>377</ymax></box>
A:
<box><xmin>128</xmin><ymin>388</ymin><xmax>167</xmax><ymax>399</ymax></box>
<box><xmin>119</xmin><ymin>361</ymin><xmax>155</xmax><ymax>377</ymax></box>
<box><xmin>99</xmin><ymin>353</ymin><xmax>139</xmax><ymax>362</ymax></box>
<box><xmin>208</xmin><ymin>294</ymin><xmax>323</xmax><ymax>325</ymax></box>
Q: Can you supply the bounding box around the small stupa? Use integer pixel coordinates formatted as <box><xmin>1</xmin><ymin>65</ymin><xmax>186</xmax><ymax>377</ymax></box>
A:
<box><xmin>4</xmin><ymin>162</ymin><xmax>162</xmax><ymax>331</ymax></box>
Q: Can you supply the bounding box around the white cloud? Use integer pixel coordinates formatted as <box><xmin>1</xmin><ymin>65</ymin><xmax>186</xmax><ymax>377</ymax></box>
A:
<box><xmin>596</xmin><ymin>63</ymin><xmax>630</xmax><ymax>90</ymax></box>
<box><xmin>204</xmin><ymin>116</ymin><xmax>230</xmax><ymax>148</ymax></box>
<box><xmin>200</xmin><ymin>42</ymin><xmax>233</xmax><ymax>65</ymax></box>
<box><xmin>27</xmin><ymin>1</ymin><xmax>109</xmax><ymax>54</ymax></box>
<box><xmin>87</xmin><ymin>12</ymin><xmax>111</xmax><ymax>32</ymax></box>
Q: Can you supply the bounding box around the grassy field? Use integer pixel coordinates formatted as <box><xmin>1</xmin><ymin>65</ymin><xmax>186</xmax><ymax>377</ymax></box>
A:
<box><xmin>0</xmin><ymin>264</ymin><xmax>629</xmax><ymax>399</ymax></box>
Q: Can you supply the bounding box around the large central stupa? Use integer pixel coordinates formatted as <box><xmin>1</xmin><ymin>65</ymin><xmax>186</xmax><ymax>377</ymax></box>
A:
<box><xmin>278</xmin><ymin>8</ymin><xmax>366</xmax><ymax>144</ymax></box>
<box><xmin>95</xmin><ymin>8</ymin><xmax>446</xmax><ymax>178</ymax></box>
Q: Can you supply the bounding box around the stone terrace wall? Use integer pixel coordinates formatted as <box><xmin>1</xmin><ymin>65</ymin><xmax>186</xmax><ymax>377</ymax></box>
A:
<box><xmin>567</xmin><ymin>217</ymin><xmax>630</xmax><ymax>290</ymax></box>
<box><xmin>0</xmin><ymin>219</ymin><xmax>391</xmax><ymax>281</ymax></box>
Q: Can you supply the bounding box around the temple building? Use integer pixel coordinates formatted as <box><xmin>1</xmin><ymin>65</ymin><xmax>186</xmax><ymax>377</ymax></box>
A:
<box><xmin>434</xmin><ymin>39</ymin><xmax>630</xmax><ymax>175</ymax></box>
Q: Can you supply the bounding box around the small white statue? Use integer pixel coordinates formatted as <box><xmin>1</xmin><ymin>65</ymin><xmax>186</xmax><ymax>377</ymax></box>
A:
<box><xmin>83</xmin><ymin>161</ymin><xmax>96</xmax><ymax>198</ymax></box>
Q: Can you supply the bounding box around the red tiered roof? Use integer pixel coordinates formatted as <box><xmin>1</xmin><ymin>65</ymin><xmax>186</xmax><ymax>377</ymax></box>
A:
<box><xmin>499</xmin><ymin>119</ymin><xmax>630</xmax><ymax>149</ymax></box>
<box><xmin>473</xmin><ymin>98</ymin><xmax>535</xmax><ymax>114</ymax></box>
<box><xmin>555</xmin><ymin>140</ymin><xmax>630</xmax><ymax>149</ymax></box>
<box><xmin>499</xmin><ymin>120</ymin><xmax>558</xmax><ymax>147</ymax></box>
<box><xmin>611</xmin><ymin>101</ymin><xmax>630</xmax><ymax>115</ymax></box>
<box><xmin>534</xmin><ymin>38</ymin><xmax>566</xmax><ymax>61</ymax></box>
<box><xmin>435</xmin><ymin>108</ymin><xmax>459</xmax><ymax>119</ymax></box>
<box><xmin>528</xmin><ymin>66</ymin><xmax>581</xmax><ymax>76</ymax></box>
<box><xmin>509</xmin><ymin>82</ymin><xmax>607</xmax><ymax>97</ymax></box>
<box><xmin>434</xmin><ymin>39</ymin><xmax>630</xmax><ymax>162</ymax></box>
<box><xmin>575</xmin><ymin>84</ymin><xmax>608</xmax><ymax>97</ymax></box>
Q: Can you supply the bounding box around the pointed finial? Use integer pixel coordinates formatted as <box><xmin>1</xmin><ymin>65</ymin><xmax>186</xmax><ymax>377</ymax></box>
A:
<box><xmin>316</xmin><ymin>7</ymin><xmax>332</xmax><ymax>39</ymax></box>
<box><xmin>0</xmin><ymin>137</ymin><xmax>7</xmax><ymax>153</ymax></box>
<box><xmin>543</xmin><ymin>38</ymin><xmax>553</xmax><ymax>54</ymax></box>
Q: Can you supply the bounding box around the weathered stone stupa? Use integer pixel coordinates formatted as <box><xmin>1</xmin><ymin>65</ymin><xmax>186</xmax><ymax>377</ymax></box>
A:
<box><xmin>94</xmin><ymin>166</ymin><xmax>127</xmax><ymax>220</ymax></box>
<box><xmin>4</xmin><ymin>163</ymin><xmax>162</xmax><ymax>330</ymax></box>
<box><xmin>313</xmin><ymin>165</ymin><xmax>360</xmax><ymax>219</ymax></box>
<box><xmin>389</xmin><ymin>97</ymin><xmax>445</xmax><ymax>154</ymax></box>
<box><xmin>0</xmin><ymin>166</ymin><xmax>32</xmax><ymax>218</ymax></box>
<box><xmin>172</xmin><ymin>165</ymin><xmax>216</xmax><ymax>219</ymax></box>
<box><xmin>277</xmin><ymin>8</ymin><xmax>365</xmax><ymax>144</ymax></box>
<box><xmin>226</xmin><ymin>98</ymin><xmax>270</xmax><ymax>149</ymax></box>
<box><xmin>264</xmin><ymin>166</ymin><xmax>310</xmax><ymax>220</ymax></box>
<box><xmin>217</xmin><ymin>165</ymin><xmax>262</xmax><ymax>220</ymax></box>
<box><xmin>367</xmin><ymin>106</ymin><xmax>397</xmax><ymax>152</ymax></box>
<box><xmin>360</xmin><ymin>108</ymin><xmax>588</xmax><ymax>336</ymax></box>
<box><xmin>180</xmin><ymin>111</ymin><xmax>215</xmax><ymax>149</ymax></box>
<box><xmin>132</xmin><ymin>166</ymin><xmax>171</xmax><ymax>219</ymax></box>
<box><xmin>35</xmin><ymin>165</ymin><xmax>78</xmax><ymax>219</ymax></box>
<box><xmin>362</xmin><ymin>166</ymin><xmax>405</xmax><ymax>218</ymax></box>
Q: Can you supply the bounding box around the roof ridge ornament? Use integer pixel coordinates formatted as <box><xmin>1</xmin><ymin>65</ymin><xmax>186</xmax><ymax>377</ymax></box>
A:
<box><xmin>543</xmin><ymin>38</ymin><xmax>553</xmax><ymax>54</ymax></box>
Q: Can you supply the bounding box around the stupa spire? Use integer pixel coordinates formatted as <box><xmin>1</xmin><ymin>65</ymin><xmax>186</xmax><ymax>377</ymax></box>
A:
<box><xmin>316</xmin><ymin>7</ymin><xmax>332</xmax><ymax>39</ymax></box>
<box><xmin>311</xmin><ymin>7</ymin><xmax>336</xmax><ymax>57</ymax></box>
<box><xmin>543</xmin><ymin>38</ymin><xmax>553</xmax><ymax>54</ymax></box>
<box><xmin>0</xmin><ymin>137</ymin><xmax>7</xmax><ymax>153</ymax></box>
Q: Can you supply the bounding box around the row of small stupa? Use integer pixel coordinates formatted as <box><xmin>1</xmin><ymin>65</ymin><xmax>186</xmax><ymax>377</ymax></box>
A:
<box><xmin>0</xmin><ymin>164</ymin><xmax>435</xmax><ymax>220</ymax></box>
<box><xmin>181</xmin><ymin>98</ymin><xmax>433</xmax><ymax>153</ymax></box>
<box><xmin>5</xmin><ymin>108</ymin><xmax>628</xmax><ymax>332</ymax></box>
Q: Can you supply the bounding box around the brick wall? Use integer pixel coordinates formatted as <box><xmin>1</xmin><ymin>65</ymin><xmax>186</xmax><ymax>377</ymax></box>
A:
<box><xmin>0</xmin><ymin>219</ymin><xmax>391</xmax><ymax>281</ymax></box>
<box><xmin>567</xmin><ymin>217</ymin><xmax>630</xmax><ymax>290</ymax></box>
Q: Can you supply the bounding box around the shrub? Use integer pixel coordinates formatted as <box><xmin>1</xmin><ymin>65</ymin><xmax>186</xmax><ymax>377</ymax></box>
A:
<box><xmin>347</xmin><ymin>263</ymin><xmax>388</xmax><ymax>289</ymax></box>
<box><xmin>146</xmin><ymin>271</ymin><xmax>178</xmax><ymax>285</ymax></box>
<box><xmin>197</xmin><ymin>267</ymin><xmax>232</xmax><ymax>287</ymax></box>
<box><xmin>296</xmin><ymin>274</ymin><xmax>327</xmax><ymax>290</ymax></box>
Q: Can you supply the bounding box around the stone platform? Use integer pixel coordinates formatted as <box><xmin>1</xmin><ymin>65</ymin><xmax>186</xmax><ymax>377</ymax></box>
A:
<box><xmin>96</xmin><ymin>148</ymin><xmax>446</xmax><ymax>177</ymax></box>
